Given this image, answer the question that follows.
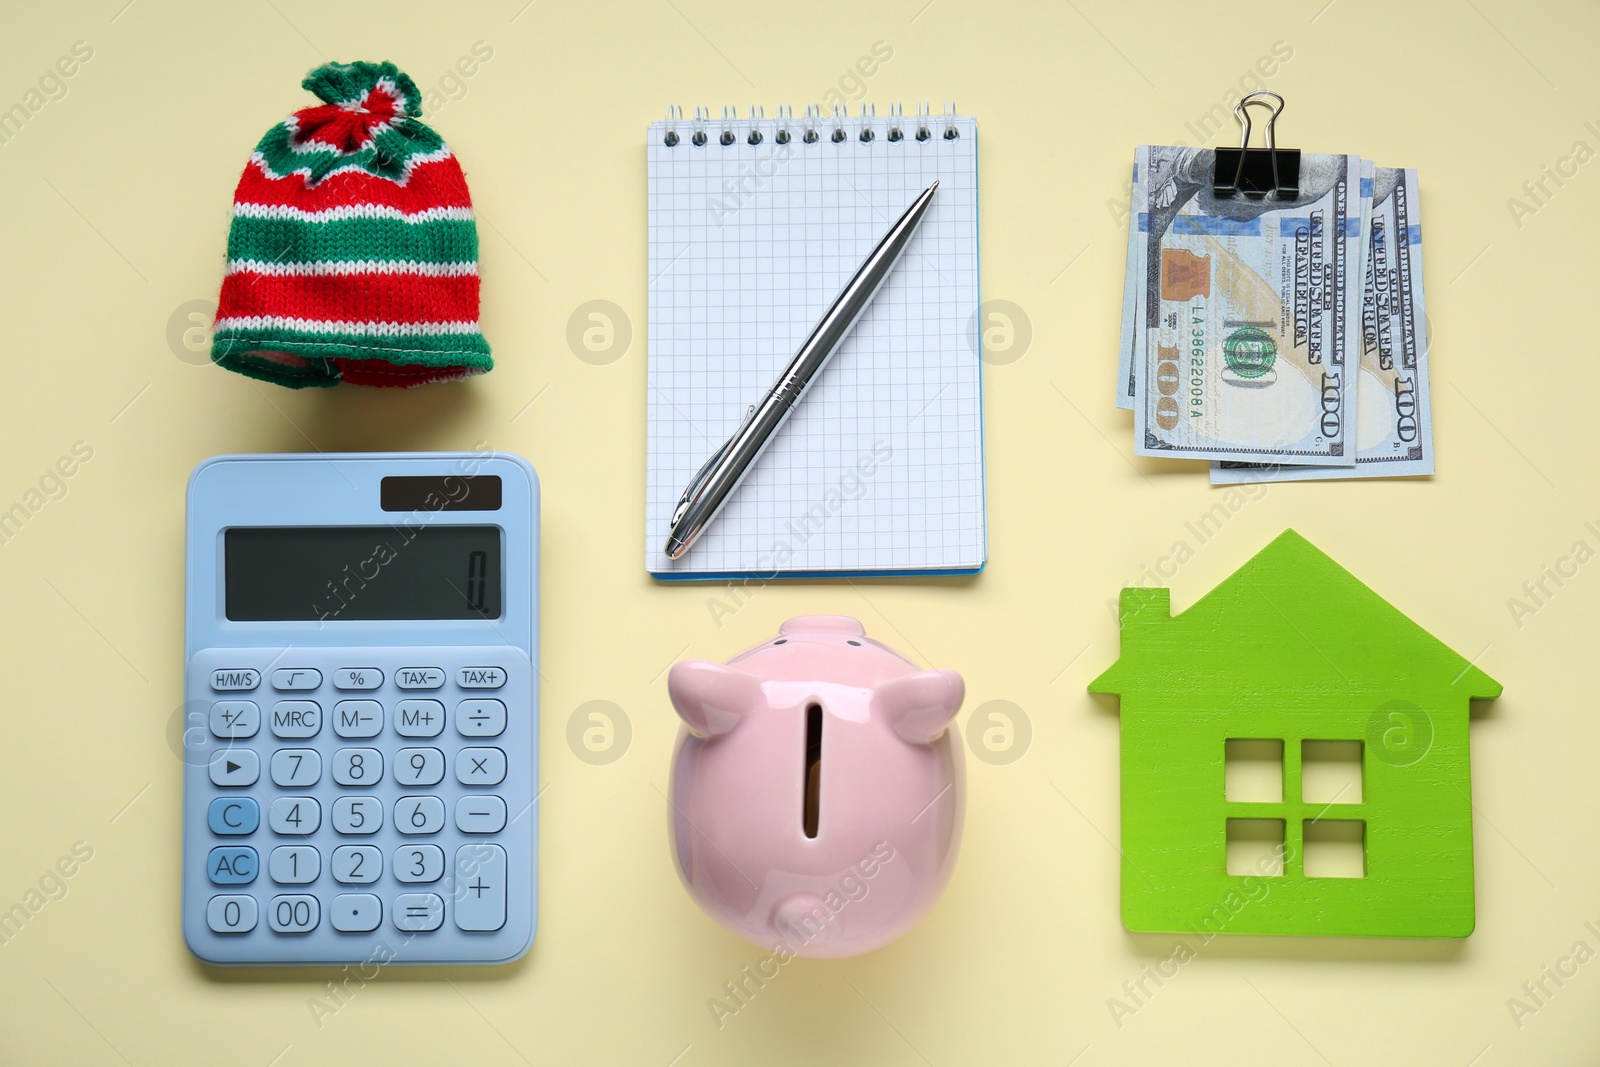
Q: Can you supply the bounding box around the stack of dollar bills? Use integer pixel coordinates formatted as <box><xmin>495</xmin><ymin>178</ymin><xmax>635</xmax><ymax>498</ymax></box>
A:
<box><xmin>1117</xmin><ymin>146</ymin><xmax>1433</xmax><ymax>483</ymax></box>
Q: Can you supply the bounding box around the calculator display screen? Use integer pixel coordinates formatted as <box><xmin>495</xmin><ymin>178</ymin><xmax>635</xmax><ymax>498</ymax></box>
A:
<box><xmin>224</xmin><ymin>525</ymin><xmax>502</xmax><ymax>621</ymax></box>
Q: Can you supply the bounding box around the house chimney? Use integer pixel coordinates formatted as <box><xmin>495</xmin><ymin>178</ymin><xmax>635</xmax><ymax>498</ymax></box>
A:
<box><xmin>1118</xmin><ymin>587</ymin><xmax>1171</xmax><ymax>628</ymax></box>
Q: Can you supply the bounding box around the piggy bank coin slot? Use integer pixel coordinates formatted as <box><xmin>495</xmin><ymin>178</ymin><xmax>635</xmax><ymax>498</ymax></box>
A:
<box><xmin>803</xmin><ymin>704</ymin><xmax>823</xmax><ymax>839</ymax></box>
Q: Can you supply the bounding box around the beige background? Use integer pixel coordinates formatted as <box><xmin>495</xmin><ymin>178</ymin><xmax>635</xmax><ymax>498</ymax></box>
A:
<box><xmin>1</xmin><ymin>0</ymin><xmax>1597</xmax><ymax>1063</ymax></box>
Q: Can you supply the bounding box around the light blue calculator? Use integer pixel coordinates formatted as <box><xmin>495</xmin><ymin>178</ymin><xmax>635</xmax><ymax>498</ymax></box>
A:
<box><xmin>182</xmin><ymin>452</ymin><xmax>539</xmax><ymax>966</ymax></box>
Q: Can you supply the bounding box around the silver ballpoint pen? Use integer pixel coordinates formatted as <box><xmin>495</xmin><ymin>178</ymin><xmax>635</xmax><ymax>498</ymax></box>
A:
<box><xmin>664</xmin><ymin>181</ymin><xmax>939</xmax><ymax>560</ymax></box>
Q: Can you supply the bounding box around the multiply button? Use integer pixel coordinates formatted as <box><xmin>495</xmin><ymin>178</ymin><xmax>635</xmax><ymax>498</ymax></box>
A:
<box><xmin>454</xmin><ymin>844</ymin><xmax>506</xmax><ymax>932</ymax></box>
<box><xmin>271</xmin><ymin>668</ymin><xmax>321</xmax><ymax>691</ymax></box>
<box><xmin>208</xmin><ymin>797</ymin><xmax>259</xmax><ymax>835</ymax></box>
<box><xmin>333</xmin><ymin>700</ymin><xmax>382</xmax><ymax>738</ymax></box>
<box><xmin>396</xmin><ymin>667</ymin><xmax>444</xmax><ymax>689</ymax></box>
<box><xmin>456</xmin><ymin>748</ymin><xmax>506</xmax><ymax>786</ymax></box>
<box><xmin>457</xmin><ymin>667</ymin><xmax>505</xmax><ymax>689</ymax></box>
<box><xmin>455</xmin><ymin>699</ymin><xmax>506</xmax><ymax>738</ymax></box>
<box><xmin>271</xmin><ymin>701</ymin><xmax>321</xmax><ymax>739</ymax></box>
<box><xmin>210</xmin><ymin>668</ymin><xmax>260</xmax><ymax>692</ymax></box>
<box><xmin>208</xmin><ymin>701</ymin><xmax>259</xmax><ymax>739</ymax></box>
<box><xmin>332</xmin><ymin>668</ymin><xmax>382</xmax><ymax>690</ymax></box>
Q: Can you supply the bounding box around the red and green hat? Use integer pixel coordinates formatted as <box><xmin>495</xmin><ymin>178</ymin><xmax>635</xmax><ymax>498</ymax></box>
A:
<box><xmin>212</xmin><ymin>61</ymin><xmax>492</xmax><ymax>388</ymax></box>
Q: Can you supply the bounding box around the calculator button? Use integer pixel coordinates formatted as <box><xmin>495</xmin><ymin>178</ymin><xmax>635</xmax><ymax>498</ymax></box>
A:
<box><xmin>210</xmin><ymin>668</ymin><xmax>260</xmax><ymax>692</ymax></box>
<box><xmin>456</xmin><ymin>699</ymin><xmax>506</xmax><ymax>738</ymax></box>
<box><xmin>332</xmin><ymin>668</ymin><xmax>383</xmax><ymax>690</ymax></box>
<box><xmin>208</xmin><ymin>797</ymin><xmax>259</xmax><ymax>835</ymax></box>
<box><xmin>393</xmin><ymin>844</ymin><xmax>445</xmax><ymax>883</ymax></box>
<box><xmin>270</xmin><ymin>700</ymin><xmax>322</xmax><ymax>739</ymax></box>
<box><xmin>393</xmin><ymin>893</ymin><xmax>444</xmax><ymax>932</ymax></box>
<box><xmin>268</xmin><ymin>894</ymin><xmax>320</xmax><ymax>934</ymax></box>
<box><xmin>396</xmin><ymin>667</ymin><xmax>445</xmax><ymax>689</ymax></box>
<box><xmin>455</xmin><ymin>796</ymin><xmax>507</xmax><ymax>834</ymax></box>
<box><xmin>457</xmin><ymin>667</ymin><xmax>505</xmax><ymax>689</ymax></box>
<box><xmin>332</xmin><ymin>747</ymin><xmax>383</xmax><ymax>786</ymax></box>
<box><xmin>271</xmin><ymin>668</ymin><xmax>321</xmax><ymax>691</ymax></box>
<box><xmin>396</xmin><ymin>699</ymin><xmax>445</xmax><ymax>738</ymax></box>
<box><xmin>270</xmin><ymin>748</ymin><xmax>322</xmax><ymax>787</ymax></box>
<box><xmin>331</xmin><ymin>894</ymin><xmax>382</xmax><ymax>933</ymax></box>
<box><xmin>207</xmin><ymin>894</ymin><xmax>257</xmax><ymax>933</ymax></box>
<box><xmin>456</xmin><ymin>747</ymin><xmax>507</xmax><ymax>786</ymax></box>
<box><xmin>269</xmin><ymin>796</ymin><xmax>321</xmax><ymax>836</ymax></box>
<box><xmin>209</xmin><ymin>748</ymin><xmax>259</xmax><ymax>787</ymax></box>
<box><xmin>453</xmin><ymin>844</ymin><xmax>507</xmax><ymax>932</ymax></box>
<box><xmin>208</xmin><ymin>701</ymin><xmax>259</xmax><ymax>739</ymax></box>
<box><xmin>333</xmin><ymin>700</ymin><xmax>383</xmax><ymax>738</ymax></box>
<box><xmin>331</xmin><ymin>796</ymin><xmax>383</xmax><ymax>835</ymax></box>
<box><xmin>331</xmin><ymin>845</ymin><xmax>382</xmax><ymax>884</ymax></box>
<box><xmin>269</xmin><ymin>845</ymin><xmax>320</xmax><ymax>884</ymax></box>
<box><xmin>207</xmin><ymin>846</ymin><xmax>258</xmax><ymax>885</ymax></box>
<box><xmin>395</xmin><ymin>748</ymin><xmax>445</xmax><ymax>787</ymax></box>
<box><xmin>395</xmin><ymin>796</ymin><xmax>446</xmax><ymax>835</ymax></box>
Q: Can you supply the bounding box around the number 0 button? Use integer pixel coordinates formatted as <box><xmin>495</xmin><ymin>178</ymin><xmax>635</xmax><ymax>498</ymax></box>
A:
<box><xmin>207</xmin><ymin>894</ymin><xmax>257</xmax><ymax>933</ymax></box>
<box><xmin>396</xmin><ymin>796</ymin><xmax>445</xmax><ymax>834</ymax></box>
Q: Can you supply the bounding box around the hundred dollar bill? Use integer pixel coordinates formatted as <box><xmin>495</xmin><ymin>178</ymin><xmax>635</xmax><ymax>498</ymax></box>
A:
<box><xmin>1132</xmin><ymin>146</ymin><xmax>1365</xmax><ymax>465</ymax></box>
<box><xmin>1213</xmin><ymin>166</ymin><xmax>1432</xmax><ymax>482</ymax></box>
<box><xmin>1115</xmin><ymin>156</ymin><xmax>1143</xmax><ymax>409</ymax></box>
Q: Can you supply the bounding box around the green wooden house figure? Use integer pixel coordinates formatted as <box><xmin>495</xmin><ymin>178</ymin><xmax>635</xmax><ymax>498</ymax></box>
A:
<box><xmin>1088</xmin><ymin>530</ymin><xmax>1501</xmax><ymax>938</ymax></box>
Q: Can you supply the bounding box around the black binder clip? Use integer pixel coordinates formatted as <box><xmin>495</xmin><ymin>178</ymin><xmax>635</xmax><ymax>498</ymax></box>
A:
<box><xmin>1213</xmin><ymin>90</ymin><xmax>1299</xmax><ymax>200</ymax></box>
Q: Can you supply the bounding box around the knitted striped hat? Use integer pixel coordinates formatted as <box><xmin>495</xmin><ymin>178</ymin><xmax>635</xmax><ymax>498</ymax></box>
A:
<box><xmin>211</xmin><ymin>61</ymin><xmax>491</xmax><ymax>388</ymax></box>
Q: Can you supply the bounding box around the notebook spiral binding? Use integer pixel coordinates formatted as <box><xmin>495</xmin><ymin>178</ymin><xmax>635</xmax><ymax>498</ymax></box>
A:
<box><xmin>660</xmin><ymin>101</ymin><xmax>961</xmax><ymax>148</ymax></box>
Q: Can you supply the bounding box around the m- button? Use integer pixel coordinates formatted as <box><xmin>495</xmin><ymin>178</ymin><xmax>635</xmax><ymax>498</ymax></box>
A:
<box><xmin>457</xmin><ymin>667</ymin><xmax>505</xmax><ymax>689</ymax></box>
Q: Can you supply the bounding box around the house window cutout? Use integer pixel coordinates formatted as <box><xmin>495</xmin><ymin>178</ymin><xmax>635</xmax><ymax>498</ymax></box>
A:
<box><xmin>1226</xmin><ymin>818</ymin><xmax>1285</xmax><ymax>876</ymax></box>
<box><xmin>1304</xmin><ymin>819</ymin><xmax>1366</xmax><ymax>878</ymax></box>
<box><xmin>1224</xmin><ymin>739</ymin><xmax>1283</xmax><ymax>802</ymax></box>
<box><xmin>1301</xmin><ymin>740</ymin><xmax>1363</xmax><ymax>804</ymax></box>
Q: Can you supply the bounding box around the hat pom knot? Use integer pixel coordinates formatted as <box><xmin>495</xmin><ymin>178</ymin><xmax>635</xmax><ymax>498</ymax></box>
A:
<box><xmin>301</xmin><ymin>60</ymin><xmax>422</xmax><ymax>119</ymax></box>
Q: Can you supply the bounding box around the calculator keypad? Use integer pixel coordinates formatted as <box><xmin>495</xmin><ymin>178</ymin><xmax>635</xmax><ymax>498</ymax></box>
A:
<box><xmin>186</xmin><ymin>646</ymin><xmax>532</xmax><ymax>963</ymax></box>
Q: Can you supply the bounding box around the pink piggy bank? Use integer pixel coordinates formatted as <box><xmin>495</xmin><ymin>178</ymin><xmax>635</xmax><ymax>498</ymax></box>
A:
<box><xmin>667</xmin><ymin>616</ymin><xmax>965</xmax><ymax>957</ymax></box>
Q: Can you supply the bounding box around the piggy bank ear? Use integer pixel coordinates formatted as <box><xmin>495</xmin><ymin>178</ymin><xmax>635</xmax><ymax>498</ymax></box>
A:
<box><xmin>668</xmin><ymin>660</ymin><xmax>762</xmax><ymax>738</ymax></box>
<box><xmin>875</xmin><ymin>669</ymin><xmax>965</xmax><ymax>743</ymax></box>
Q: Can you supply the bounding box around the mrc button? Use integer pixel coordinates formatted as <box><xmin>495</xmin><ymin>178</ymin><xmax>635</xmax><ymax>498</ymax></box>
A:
<box><xmin>271</xmin><ymin>700</ymin><xmax>322</xmax><ymax>738</ymax></box>
<box><xmin>210</xmin><ymin>668</ymin><xmax>260</xmax><ymax>691</ymax></box>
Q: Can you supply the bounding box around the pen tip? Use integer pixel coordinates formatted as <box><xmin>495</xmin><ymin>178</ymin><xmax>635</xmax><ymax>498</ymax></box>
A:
<box><xmin>930</xmin><ymin>180</ymin><xmax>939</xmax><ymax>190</ymax></box>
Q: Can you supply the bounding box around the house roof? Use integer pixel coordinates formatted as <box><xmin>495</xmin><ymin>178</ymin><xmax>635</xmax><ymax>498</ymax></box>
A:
<box><xmin>1088</xmin><ymin>529</ymin><xmax>1502</xmax><ymax>700</ymax></box>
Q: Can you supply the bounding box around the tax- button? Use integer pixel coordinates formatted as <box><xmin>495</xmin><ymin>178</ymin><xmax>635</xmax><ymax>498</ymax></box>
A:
<box><xmin>208</xmin><ymin>701</ymin><xmax>259</xmax><ymax>739</ymax></box>
<box><xmin>457</xmin><ymin>667</ymin><xmax>505</xmax><ymax>689</ymax></box>
<box><xmin>209</xmin><ymin>748</ymin><xmax>259</xmax><ymax>787</ymax></box>
<box><xmin>396</xmin><ymin>667</ymin><xmax>444</xmax><ymax>689</ymax></box>
<box><xmin>453</xmin><ymin>843</ymin><xmax>506</xmax><ymax>932</ymax></box>
<box><xmin>456</xmin><ymin>699</ymin><xmax>506</xmax><ymax>738</ymax></box>
<box><xmin>332</xmin><ymin>668</ymin><xmax>382</xmax><ymax>690</ymax></box>
<box><xmin>271</xmin><ymin>668</ymin><xmax>321</xmax><ymax>691</ymax></box>
<box><xmin>210</xmin><ymin>668</ymin><xmax>260</xmax><ymax>692</ymax></box>
<box><xmin>207</xmin><ymin>846</ymin><xmax>257</xmax><ymax>885</ymax></box>
<box><xmin>271</xmin><ymin>701</ymin><xmax>321</xmax><ymax>738</ymax></box>
<box><xmin>208</xmin><ymin>797</ymin><xmax>259</xmax><ymax>835</ymax></box>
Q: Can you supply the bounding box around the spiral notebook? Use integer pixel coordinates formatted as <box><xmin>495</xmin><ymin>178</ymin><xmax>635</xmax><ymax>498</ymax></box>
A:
<box><xmin>645</xmin><ymin>105</ymin><xmax>986</xmax><ymax>580</ymax></box>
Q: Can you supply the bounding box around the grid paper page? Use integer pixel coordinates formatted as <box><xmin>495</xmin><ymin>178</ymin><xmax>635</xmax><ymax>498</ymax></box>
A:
<box><xmin>645</xmin><ymin>112</ymin><xmax>984</xmax><ymax>577</ymax></box>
